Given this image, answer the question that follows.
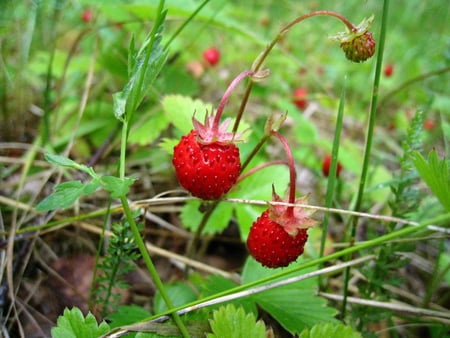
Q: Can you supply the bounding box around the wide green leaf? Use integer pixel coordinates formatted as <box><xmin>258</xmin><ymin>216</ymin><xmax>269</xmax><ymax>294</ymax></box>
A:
<box><xmin>299</xmin><ymin>322</ymin><xmax>362</xmax><ymax>338</ymax></box>
<box><xmin>242</xmin><ymin>257</ymin><xmax>338</xmax><ymax>335</ymax></box>
<box><xmin>51</xmin><ymin>307</ymin><xmax>109</xmax><ymax>338</ymax></box>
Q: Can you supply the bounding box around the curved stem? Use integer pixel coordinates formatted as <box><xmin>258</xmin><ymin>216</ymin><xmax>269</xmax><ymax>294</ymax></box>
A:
<box><xmin>232</xmin><ymin>10</ymin><xmax>356</xmax><ymax>134</ymax></box>
<box><xmin>213</xmin><ymin>70</ymin><xmax>254</xmax><ymax>130</ymax></box>
<box><xmin>271</xmin><ymin>131</ymin><xmax>296</xmax><ymax>216</ymax></box>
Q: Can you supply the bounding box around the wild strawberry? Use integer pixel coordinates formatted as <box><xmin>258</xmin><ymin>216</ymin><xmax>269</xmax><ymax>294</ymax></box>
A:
<box><xmin>423</xmin><ymin>119</ymin><xmax>435</xmax><ymax>131</ymax></box>
<box><xmin>384</xmin><ymin>63</ymin><xmax>394</xmax><ymax>77</ymax></box>
<box><xmin>172</xmin><ymin>123</ymin><xmax>241</xmax><ymax>200</ymax></box>
<box><xmin>330</xmin><ymin>16</ymin><xmax>376</xmax><ymax>63</ymax></box>
<box><xmin>172</xmin><ymin>70</ymin><xmax>255</xmax><ymax>200</ymax></box>
<box><xmin>81</xmin><ymin>9</ymin><xmax>93</xmax><ymax>23</ymax></box>
<box><xmin>247</xmin><ymin>191</ymin><xmax>317</xmax><ymax>268</ymax></box>
<box><xmin>292</xmin><ymin>88</ymin><xmax>309</xmax><ymax>110</ymax></box>
<box><xmin>322</xmin><ymin>154</ymin><xmax>343</xmax><ymax>177</ymax></box>
<box><xmin>202</xmin><ymin>47</ymin><xmax>221</xmax><ymax>67</ymax></box>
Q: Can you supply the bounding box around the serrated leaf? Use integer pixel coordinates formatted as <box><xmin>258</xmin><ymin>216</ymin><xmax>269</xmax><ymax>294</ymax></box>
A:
<box><xmin>162</xmin><ymin>95</ymin><xmax>214</xmax><ymax>135</ymax></box>
<box><xmin>207</xmin><ymin>304</ymin><xmax>266</xmax><ymax>338</ymax></box>
<box><xmin>153</xmin><ymin>282</ymin><xmax>197</xmax><ymax>314</ymax></box>
<box><xmin>412</xmin><ymin>150</ymin><xmax>450</xmax><ymax>212</ymax></box>
<box><xmin>242</xmin><ymin>257</ymin><xmax>338</xmax><ymax>335</ymax></box>
<box><xmin>299</xmin><ymin>322</ymin><xmax>362</xmax><ymax>338</ymax></box>
<box><xmin>180</xmin><ymin>200</ymin><xmax>234</xmax><ymax>235</ymax></box>
<box><xmin>51</xmin><ymin>307</ymin><xmax>110</xmax><ymax>338</ymax></box>
<box><xmin>128</xmin><ymin>110</ymin><xmax>170</xmax><ymax>145</ymax></box>
<box><xmin>36</xmin><ymin>179</ymin><xmax>102</xmax><ymax>212</ymax></box>
<box><xmin>101</xmin><ymin>176</ymin><xmax>136</xmax><ymax>198</ymax></box>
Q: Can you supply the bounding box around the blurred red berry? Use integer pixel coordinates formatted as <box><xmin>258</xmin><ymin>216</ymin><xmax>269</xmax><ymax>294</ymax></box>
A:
<box><xmin>384</xmin><ymin>63</ymin><xmax>394</xmax><ymax>77</ymax></box>
<box><xmin>423</xmin><ymin>119</ymin><xmax>435</xmax><ymax>131</ymax></box>
<box><xmin>322</xmin><ymin>154</ymin><xmax>343</xmax><ymax>177</ymax></box>
<box><xmin>292</xmin><ymin>88</ymin><xmax>308</xmax><ymax>110</ymax></box>
<box><xmin>81</xmin><ymin>9</ymin><xmax>92</xmax><ymax>23</ymax></box>
<box><xmin>202</xmin><ymin>47</ymin><xmax>221</xmax><ymax>67</ymax></box>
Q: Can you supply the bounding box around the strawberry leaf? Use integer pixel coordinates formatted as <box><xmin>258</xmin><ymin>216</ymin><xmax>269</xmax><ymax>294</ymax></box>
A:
<box><xmin>36</xmin><ymin>180</ymin><xmax>100</xmax><ymax>212</ymax></box>
<box><xmin>299</xmin><ymin>322</ymin><xmax>362</xmax><ymax>338</ymax></box>
<box><xmin>207</xmin><ymin>304</ymin><xmax>266</xmax><ymax>338</ymax></box>
<box><xmin>242</xmin><ymin>257</ymin><xmax>338</xmax><ymax>334</ymax></box>
<box><xmin>412</xmin><ymin>149</ymin><xmax>450</xmax><ymax>212</ymax></box>
<box><xmin>153</xmin><ymin>282</ymin><xmax>198</xmax><ymax>313</ymax></box>
<box><xmin>51</xmin><ymin>307</ymin><xmax>110</xmax><ymax>338</ymax></box>
<box><xmin>180</xmin><ymin>200</ymin><xmax>233</xmax><ymax>235</ymax></box>
<box><xmin>162</xmin><ymin>94</ymin><xmax>213</xmax><ymax>135</ymax></box>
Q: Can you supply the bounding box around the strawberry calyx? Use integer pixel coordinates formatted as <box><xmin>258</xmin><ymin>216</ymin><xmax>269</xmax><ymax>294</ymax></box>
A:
<box><xmin>268</xmin><ymin>189</ymin><xmax>318</xmax><ymax>237</ymax></box>
<box><xmin>192</xmin><ymin>113</ymin><xmax>243</xmax><ymax>145</ymax></box>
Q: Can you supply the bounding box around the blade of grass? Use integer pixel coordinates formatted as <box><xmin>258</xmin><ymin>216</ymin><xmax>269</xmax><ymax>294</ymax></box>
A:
<box><xmin>342</xmin><ymin>0</ymin><xmax>390</xmax><ymax>319</ymax></box>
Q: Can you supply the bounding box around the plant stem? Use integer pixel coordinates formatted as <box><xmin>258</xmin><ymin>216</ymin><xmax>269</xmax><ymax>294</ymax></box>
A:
<box><xmin>319</xmin><ymin>78</ymin><xmax>346</xmax><ymax>283</ymax></box>
<box><xmin>271</xmin><ymin>131</ymin><xmax>296</xmax><ymax>215</ymax></box>
<box><xmin>120</xmin><ymin>196</ymin><xmax>189</xmax><ymax>337</ymax></box>
<box><xmin>341</xmin><ymin>0</ymin><xmax>390</xmax><ymax>319</ymax></box>
<box><xmin>232</xmin><ymin>10</ymin><xmax>357</xmax><ymax>134</ymax></box>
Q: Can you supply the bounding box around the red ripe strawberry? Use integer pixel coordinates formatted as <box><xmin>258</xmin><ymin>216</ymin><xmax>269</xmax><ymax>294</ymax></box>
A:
<box><xmin>247</xmin><ymin>191</ymin><xmax>317</xmax><ymax>268</ymax></box>
<box><xmin>384</xmin><ymin>63</ymin><xmax>394</xmax><ymax>77</ymax></box>
<box><xmin>81</xmin><ymin>9</ymin><xmax>93</xmax><ymax>23</ymax></box>
<box><xmin>203</xmin><ymin>47</ymin><xmax>221</xmax><ymax>67</ymax></box>
<box><xmin>292</xmin><ymin>88</ymin><xmax>309</xmax><ymax>110</ymax></box>
<box><xmin>173</xmin><ymin>115</ymin><xmax>241</xmax><ymax>200</ymax></box>
<box><xmin>423</xmin><ymin>119</ymin><xmax>435</xmax><ymax>131</ymax></box>
<box><xmin>322</xmin><ymin>154</ymin><xmax>343</xmax><ymax>177</ymax></box>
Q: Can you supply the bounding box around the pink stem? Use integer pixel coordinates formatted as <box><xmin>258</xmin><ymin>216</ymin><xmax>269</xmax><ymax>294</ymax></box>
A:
<box><xmin>213</xmin><ymin>70</ymin><xmax>255</xmax><ymax>130</ymax></box>
<box><xmin>271</xmin><ymin>131</ymin><xmax>296</xmax><ymax>216</ymax></box>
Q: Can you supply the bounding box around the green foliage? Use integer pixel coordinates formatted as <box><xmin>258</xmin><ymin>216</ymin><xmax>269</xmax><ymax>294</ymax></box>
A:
<box><xmin>94</xmin><ymin>219</ymin><xmax>141</xmax><ymax>315</ymax></box>
<box><xmin>153</xmin><ymin>282</ymin><xmax>198</xmax><ymax>313</ymax></box>
<box><xmin>412</xmin><ymin>149</ymin><xmax>450</xmax><ymax>212</ymax></box>
<box><xmin>207</xmin><ymin>304</ymin><xmax>266</xmax><ymax>338</ymax></box>
<box><xmin>299</xmin><ymin>322</ymin><xmax>362</xmax><ymax>338</ymax></box>
<box><xmin>242</xmin><ymin>257</ymin><xmax>338</xmax><ymax>335</ymax></box>
<box><xmin>51</xmin><ymin>307</ymin><xmax>110</xmax><ymax>338</ymax></box>
<box><xmin>35</xmin><ymin>153</ymin><xmax>136</xmax><ymax>211</ymax></box>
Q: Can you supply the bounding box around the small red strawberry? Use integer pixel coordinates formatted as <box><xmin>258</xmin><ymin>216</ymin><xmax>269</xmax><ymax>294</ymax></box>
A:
<box><xmin>247</xmin><ymin>191</ymin><xmax>317</xmax><ymax>268</ymax></box>
<box><xmin>423</xmin><ymin>119</ymin><xmax>435</xmax><ymax>131</ymax></box>
<box><xmin>81</xmin><ymin>9</ymin><xmax>93</xmax><ymax>23</ymax></box>
<box><xmin>173</xmin><ymin>70</ymin><xmax>255</xmax><ymax>200</ymax></box>
<box><xmin>322</xmin><ymin>154</ymin><xmax>343</xmax><ymax>177</ymax></box>
<box><xmin>384</xmin><ymin>63</ymin><xmax>394</xmax><ymax>77</ymax></box>
<box><xmin>172</xmin><ymin>122</ymin><xmax>241</xmax><ymax>200</ymax></box>
<box><xmin>292</xmin><ymin>88</ymin><xmax>309</xmax><ymax>110</ymax></box>
<box><xmin>202</xmin><ymin>47</ymin><xmax>221</xmax><ymax>67</ymax></box>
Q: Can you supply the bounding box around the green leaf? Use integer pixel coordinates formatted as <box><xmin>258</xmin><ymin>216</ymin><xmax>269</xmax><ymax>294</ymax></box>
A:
<box><xmin>128</xmin><ymin>110</ymin><xmax>170</xmax><ymax>145</ymax></box>
<box><xmin>36</xmin><ymin>181</ymin><xmax>88</xmax><ymax>211</ymax></box>
<box><xmin>200</xmin><ymin>275</ymin><xmax>258</xmax><ymax>316</ymax></box>
<box><xmin>113</xmin><ymin>9</ymin><xmax>168</xmax><ymax>121</ymax></box>
<box><xmin>242</xmin><ymin>257</ymin><xmax>338</xmax><ymax>335</ymax></box>
<box><xmin>299</xmin><ymin>322</ymin><xmax>362</xmax><ymax>338</ymax></box>
<box><xmin>107</xmin><ymin>305</ymin><xmax>151</xmax><ymax>329</ymax></box>
<box><xmin>162</xmin><ymin>95</ymin><xmax>214</xmax><ymax>135</ymax></box>
<box><xmin>51</xmin><ymin>307</ymin><xmax>110</xmax><ymax>338</ymax></box>
<box><xmin>207</xmin><ymin>304</ymin><xmax>266</xmax><ymax>338</ymax></box>
<box><xmin>412</xmin><ymin>150</ymin><xmax>450</xmax><ymax>212</ymax></box>
<box><xmin>45</xmin><ymin>153</ymin><xmax>80</xmax><ymax>168</ymax></box>
<box><xmin>153</xmin><ymin>282</ymin><xmax>198</xmax><ymax>313</ymax></box>
<box><xmin>101</xmin><ymin>176</ymin><xmax>136</xmax><ymax>198</ymax></box>
<box><xmin>180</xmin><ymin>200</ymin><xmax>233</xmax><ymax>235</ymax></box>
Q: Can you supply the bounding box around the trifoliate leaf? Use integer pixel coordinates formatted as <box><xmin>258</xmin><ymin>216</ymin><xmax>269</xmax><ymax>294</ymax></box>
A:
<box><xmin>207</xmin><ymin>304</ymin><xmax>266</xmax><ymax>338</ymax></box>
<box><xmin>299</xmin><ymin>322</ymin><xmax>362</xmax><ymax>338</ymax></box>
<box><xmin>412</xmin><ymin>150</ymin><xmax>450</xmax><ymax>212</ymax></box>
<box><xmin>51</xmin><ymin>307</ymin><xmax>109</xmax><ymax>338</ymax></box>
<box><xmin>242</xmin><ymin>257</ymin><xmax>338</xmax><ymax>335</ymax></box>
